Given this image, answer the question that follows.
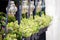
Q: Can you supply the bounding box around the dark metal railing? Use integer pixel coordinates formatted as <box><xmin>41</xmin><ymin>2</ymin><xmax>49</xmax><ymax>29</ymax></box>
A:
<box><xmin>41</xmin><ymin>0</ymin><xmax>45</xmax><ymax>15</ymax></box>
<box><xmin>33</xmin><ymin>0</ymin><xmax>37</xmax><ymax>19</ymax></box>
<box><xmin>17</xmin><ymin>0</ymin><xmax>22</xmax><ymax>25</ymax></box>
<box><xmin>27</xmin><ymin>0</ymin><xmax>30</xmax><ymax>18</ymax></box>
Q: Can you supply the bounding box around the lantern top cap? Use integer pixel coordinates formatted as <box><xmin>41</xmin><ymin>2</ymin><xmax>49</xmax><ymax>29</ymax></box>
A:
<box><xmin>30</xmin><ymin>1</ymin><xmax>34</xmax><ymax>3</ymax></box>
<box><xmin>10</xmin><ymin>1</ymin><xmax>14</xmax><ymax>4</ymax></box>
<box><xmin>23</xmin><ymin>1</ymin><xmax>27</xmax><ymax>2</ymax></box>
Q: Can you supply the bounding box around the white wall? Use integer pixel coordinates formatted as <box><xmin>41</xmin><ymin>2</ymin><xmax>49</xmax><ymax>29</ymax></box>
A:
<box><xmin>55</xmin><ymin>0</ymin><xmax>60</xmax><ymax>40</ymax></box>
<box><xmin>45</xmin><ymin>0</ymin><xmax>58</xmax><ymax>40</ymax></box>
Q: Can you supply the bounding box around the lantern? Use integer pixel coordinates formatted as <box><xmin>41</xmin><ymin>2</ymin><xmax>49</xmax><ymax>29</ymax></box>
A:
<box><xmin>6</xmin><ymin>1</ymin><xmax>17</xmax><ymax>16</ymax></box>
<box><xmin>30</xmin><ymin>1</ymin><xmax>35</xmax><ymax>14</ymax></box>
<box><xmin>22</xmin><ymin>1</ymin><xmax>28</xmax><ymax>14</ymax></box>
<box><xmin>36</xmin><ymin>0</ymin><xmax>42</xmax><ymax>13</ymax></box>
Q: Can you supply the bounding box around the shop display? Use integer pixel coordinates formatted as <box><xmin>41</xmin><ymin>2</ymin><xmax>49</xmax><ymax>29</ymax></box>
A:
<box><xmin>0</xmin><ymin>0</ymin><xmax>52</xmax><ymax>40</ymax></box>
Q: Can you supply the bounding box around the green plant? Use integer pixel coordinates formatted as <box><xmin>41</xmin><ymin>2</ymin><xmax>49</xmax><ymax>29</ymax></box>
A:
<box><xmin>8</xmin><ymin>15</ymin><xmax>16</xmax><ymax>23</ymax></box>
<box><xmin>0</xmin><ymin>12</ymin><xmax>6</xmax><ymax>36</ymax></box>
<box><xmin>19</xmin><ymin>14</ymin><xmax>52</xmax><ymax>37</ymax></box>
<box><xmin>0</xmin><ymin>12</ymin><xmax>6</xmax><ymax>17</ymax></box>
<box><xmin>0</xmin><ymin>12</ymin><xmax>6</xmax><ymax>29</ymax></box>
<box><xmin>6</xmin><ymin>15</ymin><xmax>52</xmax><ymax>38</ymax></box>
<box><xmin>4</xmin><ymin>33</ymin><xmax>17</xmax><ymax>40</ymax></box>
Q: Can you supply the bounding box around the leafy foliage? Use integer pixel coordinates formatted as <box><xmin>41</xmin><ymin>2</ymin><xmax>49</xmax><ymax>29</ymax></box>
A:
<box><xmin>8</xmin><ymin>15</ymin><xmax>16</xmax><ymax>22</ymax></box>
<box><xmin>6</xmin><ymin>14</ymin><xmax>52</xmax><ymax>39</ymax></box>
<box><xmin>0</xmin><ymin>12</ymin><xmax>6</xmax><ymax>30</ymax></box>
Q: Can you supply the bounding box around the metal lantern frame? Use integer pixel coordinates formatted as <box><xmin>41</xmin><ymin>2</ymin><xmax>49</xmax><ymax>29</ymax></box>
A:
<box><xmin>4</xmin><ymin>0</ymin><xmax>46</xmax><ymax>40</ymax></box>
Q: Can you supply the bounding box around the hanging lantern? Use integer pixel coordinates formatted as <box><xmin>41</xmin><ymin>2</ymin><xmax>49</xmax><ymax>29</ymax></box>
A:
<box><xmin>22</xmin><ymin>1</ymin><xmax>28</xmax><ymax>14</ymax></box>
<box><xmin>36</xmin><ymin>0</ymin><xmax>42</xmax><ymax>13</ymax></box>
<box><xmin>30</xmin><ymin>1</ymin><xmax>35</xmax><ymax>14</ymax></box>
<box><xmin>6</xmin><ymin>1</ymin><xmax>17</xmax><ymax>16</ymax></box>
